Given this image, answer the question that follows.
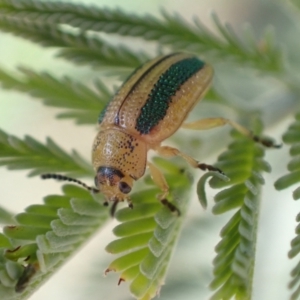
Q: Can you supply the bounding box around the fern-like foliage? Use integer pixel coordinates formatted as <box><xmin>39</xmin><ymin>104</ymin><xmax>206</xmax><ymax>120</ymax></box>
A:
<box><xmin>275</xmin><ymin>113</ymin><xmax>300</xmax><ymax>198</ymax></box>
<box><xmin>0</xmin><ymin>129</ymin><xmax>92</xmax><ymax>177</ymax></box>
<box><xmin>0</xmin><ymin>15</ymin><xmax>147</xmax><ymax>74</ymax></box>
<box><xmin>198</xmin><ymin>128</ymin><xmax>271</xmax><ymax>300</ymax></box>
<box><xmin>0</xmin><ymin>0</ymin><xmax>298</xmax><ymax>299</ymax></box>
<box><xmin>105</xmin><ymin>158</ymin><xmax>191</xmax><ymax>300</ymax></box>
<box><xmin>0</xmin><ymin>0</ymin><xmax>282</xmax><ymax>73</ymax></box>
<box><xmin>288</xmin><ymin>212</ymin><xmax>300</xmax><ymax>300</ymax></box>
<box><xmin>0</xmin><ymin>67</ymin><xmax>111</xmax><ymax>124</ymax></box>
<box><xmin>0</xmin><ymin>184</ymin><xmax>109</xmax><ymax>299</ymax></box>
<box><xmin>275</xmin><ymin>113</ymin><xmax>300</xmax><ymax>300</ymax></box>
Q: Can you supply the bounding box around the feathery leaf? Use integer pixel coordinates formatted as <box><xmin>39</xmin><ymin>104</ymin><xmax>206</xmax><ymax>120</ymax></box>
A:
<box><xmin>0</xmin><ymin>129</ymin><xmax>93</xmax><ymax>177</ymax></box>
<box><xmin>0</xmin><ymin>0</ymin><xmax>282</xmax><ymax>73</ymax></box>
<box><xmin>0</xmin><ymin>10</ymin><xmax>148</xmax><ymax>73</ymax></box>
<box><xmin>0</xmin><ymin>66</ymin><xmax>110</xmax><ymax>124</ymax></box>
<box><xmin>105</xmin><ymin>158</ymin><xmax>191</xmax><ymax>300</ymax></box>
<box><xmin>275</xmin><ymin>113</ymin><xmax>300</xmax><ymax>195</ymax></box>
<box><xmin>275</xmin><ymin>113</ymin><xmax>300</xmax><ymax>300</ymax></box>
<box><xmin>198</xmin><ymin>128</ymin><xmax>271</xmax><ymax>300</ymax></box>
<box><xmin>0</xmin><ymin>184</ymin><xmax>109</xmax><ymax>299</ymax></box>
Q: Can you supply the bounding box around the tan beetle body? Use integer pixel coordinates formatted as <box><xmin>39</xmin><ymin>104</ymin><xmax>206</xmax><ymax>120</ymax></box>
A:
<box><xmin>92</xmin><ymin>53</ymin><xmax>213</xmax><ymax>210</ymax></box>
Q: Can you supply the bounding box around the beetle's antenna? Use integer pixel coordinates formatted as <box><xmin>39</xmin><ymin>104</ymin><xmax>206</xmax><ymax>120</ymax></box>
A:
<box><xmin>41</xmin><ymin>174</ymin><xmax>99</xmax><ymax>193</ymax></box>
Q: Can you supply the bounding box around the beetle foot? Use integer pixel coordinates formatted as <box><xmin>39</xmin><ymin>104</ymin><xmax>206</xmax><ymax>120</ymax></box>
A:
<box><xmin>198</xmin><ymin>163</ymin><xmax>224</xmax><ymax>175</ymax></box>
<box><xmin>110</xmin><ymin>200</ymin><xmax>119</xmax><ymax>217</ymax></box>
<box><xmin>126</xmin><ymin>197</ymin><xmax>134</xmax><ymax>209</ymax></box>
<box><xmin>252</xmin><ymin>135</ymin><xmax>282</xmax><ymax>148</ymax></box>
<box><xmin>161</xmin><ymin>199</ymin><xmax>181</xmax><ymax>216</ymax></box>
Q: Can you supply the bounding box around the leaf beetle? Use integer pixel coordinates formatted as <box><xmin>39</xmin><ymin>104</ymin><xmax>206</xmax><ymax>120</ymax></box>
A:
<box><xmin>42</xmin><ymin>52</ymin><xmax>278</xmax><ymax>215</ymax></box>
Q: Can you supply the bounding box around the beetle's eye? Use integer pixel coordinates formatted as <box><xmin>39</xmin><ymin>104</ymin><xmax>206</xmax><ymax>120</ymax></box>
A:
<box><xmin>118</xmin><ymin>181</ymin><xmax>131</xmax><ymax>194</ymax></box>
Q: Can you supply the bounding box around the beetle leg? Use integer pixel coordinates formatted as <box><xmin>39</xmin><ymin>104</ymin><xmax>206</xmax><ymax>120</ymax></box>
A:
<box><xmin>147</xmin><ymin>161</ymin><xmax>169</xmax><ymax>198</ymax></box>
<box><xmin>127</xmin><ymin>197</ymin><xmax>133</xmax><ymax>209</ymax></box>
<box><xmin>155</xmin><ymin>145</ymin><xmax>223</xmax><ymax>174</ymax></box>
<box><xmin>182</xmin><ymin>118</ymin><xmax>280</xmax><ymax>148</ymax></box>
<box><xmin>110</xmin><ymin>200</ymin><xmax>119</xmax><ymax>217</ymax></box>
<box><xmin>147</xmin><ymin>161</ymin><xmax>180</xmax><ymax>215</ymax></box>
<box><xmin>156</xmin><ymin>146</ymin><xmax>198</xmax><ymax>167</ymax></box>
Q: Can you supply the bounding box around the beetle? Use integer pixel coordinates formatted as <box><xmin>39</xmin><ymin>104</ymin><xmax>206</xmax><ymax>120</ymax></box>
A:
<box><xmin>42</xmin><ymin>52</ymin><xmax>278</xmax><ymax>215</ymax></box>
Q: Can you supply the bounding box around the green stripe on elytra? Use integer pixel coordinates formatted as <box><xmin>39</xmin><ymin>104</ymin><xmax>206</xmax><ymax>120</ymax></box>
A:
<box><xmin>98</xmin><ymin>53</ymin><xmax>178</xmax><ymax>125</ymax></box>
<box><xmin>135</xmin><ymin>57</ymin><xmax>205</xmax><ymax>134</ymax></box>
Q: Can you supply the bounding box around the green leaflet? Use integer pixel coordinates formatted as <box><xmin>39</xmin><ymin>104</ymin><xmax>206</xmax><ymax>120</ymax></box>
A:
<box><xmin>289</xmin><ymin>213</ymin><xmax>300</xmax><ymax>300</ymax></box>
<box><xmin>0</xmin><ymin>206</ymin><xmax>15</xmax><ymax>225</ymax></box>
<box><xmin>198</xmin><ymin>130</ymin><xmax>271</xmax><ymax>300</ymax></box>
<box><xmin>105</xmin><ymin>160</ymin><xmax>191</xmax><ymax>300</ymax></box>
<box><xmin>0</xmin><ymin>10</ymin><xmax>148</xmax><ymax>75</ymax></box>
<box><xmin>0</xmin><ymin>129</ymin><xmax>93</xmax><ymax>177</ymax></box>
<box><xmin>0</xmin><ymin>0</ymin><xmax>282</xmax><ymax>73</ymax></box>
<box><xmin>0</xmin><ymin>184</ymin><xmax>109</xmax><ymax>299</ymax></box>
<box><xmin>275</xmin><ymin>114</ymin><xmax>300</xmax><ymax>196</ymax></box>
<box><xmin>275</xmin><ymin>113</ymin><xmax>300</xmax><ymax>299</ymax></box>
<box><xmin>0</xmin><ymin>67</ymin><xmax>111</xmax><ymax>124</ymax></box>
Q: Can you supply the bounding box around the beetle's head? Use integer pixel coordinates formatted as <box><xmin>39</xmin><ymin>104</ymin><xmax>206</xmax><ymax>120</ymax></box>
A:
<box><xmin>95</xmin><ymin>166</ymin><xmax>133</xmax><ymax>203</ymax></box>
<box><xmin>41</xmin><ymin>167</ymin><xmax>134</xmax><ymax>216</ymax></box>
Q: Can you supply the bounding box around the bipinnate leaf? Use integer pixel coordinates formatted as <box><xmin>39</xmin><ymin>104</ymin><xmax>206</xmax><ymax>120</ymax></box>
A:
<box><xmin>198</xmin><ymin>130</ymin><xmax>271</xmax><ymax>300</ymax></box>
<box><xmin>0</xmin><ymin>67</ymin><xmax>111</xmax><ymax>124</ymax></box>
<box><xmin>0</xmin><ymin>129</ymin><xmax>93</xmax><ymax>177</ymax></box>
<box><xmin>275</xmin><ymin>113</ymin><xmax>300</xmax><ymax>195</ymax></box>
<box><xmin>0</xmin><ymin>184</ymin><xmax>109</xmax><ymax>299</ymax></box>
<box><xmin>105</xmin><ymin>160</ymin><xmax>191</xmax><ymax>300</ymax></box>
<box><xmin>275</xmin><ymin>113</ymin><xmax>300</xmax><ymax>300</ymax></box>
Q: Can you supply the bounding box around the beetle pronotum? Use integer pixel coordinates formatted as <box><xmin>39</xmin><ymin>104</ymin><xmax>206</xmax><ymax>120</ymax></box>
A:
<box><xmin>42</xmin><ymin>53</ymin><xmax>279</xmax><ymax>215</ymax></box>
